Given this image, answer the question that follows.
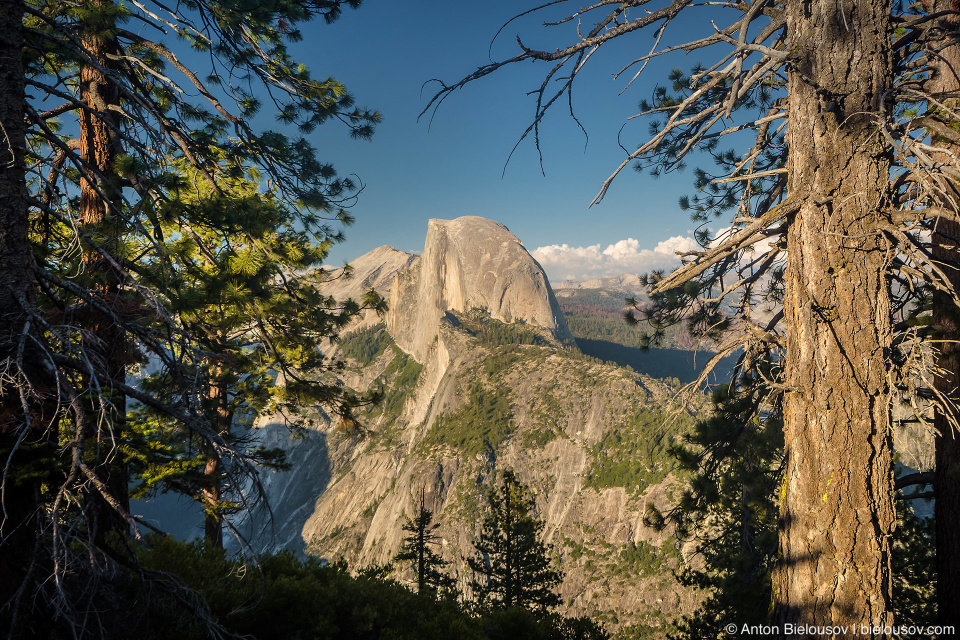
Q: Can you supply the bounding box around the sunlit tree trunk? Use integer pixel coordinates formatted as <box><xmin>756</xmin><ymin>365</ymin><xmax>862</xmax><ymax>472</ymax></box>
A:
<box><xmin>78</xmin><ymin>0</ymin><xmax>121</xmax><ymax>229</ymax></box>
<box><xmin>774</xmin><ymin>0</ymin><xmax>895</xmax><ymax>634</ymax></box>
<box><xmin>203</xmin><ymin>453</ymin><xmax>225</xmax><ymax>547</ymax></box>
<box><xmin>77</xmin><ymin>0</ymin><xmax>129</xmax><ymax>542</ymax></box>
<box><xmin>203</xmin><ymin>362</ymin><xmax>233</xmax><ymax>548</ymax></box>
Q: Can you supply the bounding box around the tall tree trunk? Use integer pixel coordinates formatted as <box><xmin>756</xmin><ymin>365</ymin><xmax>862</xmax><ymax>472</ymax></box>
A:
<box><xmin>774</xmin><ymin>0</ymin><xmax>895</xmax><ymax>635</ymax></box>
<box><xmin>203</xmin><ymin>454</ymin><xmax>224</xmax><ymax>547</ymax></box>
<box><xmin>924</xmin><ymin>0</ymin><xmax>960</xmax><ymax>625</ymax></box>
<box><xmin>77</xmin><ymin>0</ymin><xmax>129</xmax><ymax>543</ymax></box>
<box><xmin>78</xmin><ymin>1</ymin><xmax>120</xmax><ymax>229</ymax></box>
<box><xmin>0</xmin><ymin>6</ymin><xmax>29</xmax><ymax>362</ymax></box>
<box><xmin>931</xmin><ymin>188</ymin><xmax>960</xmax><ymax>631</ymax></box>
<box><xmin>0</xmin><ymin>0</ymin><xmax>51</xmax><ymax>626</ymax></box>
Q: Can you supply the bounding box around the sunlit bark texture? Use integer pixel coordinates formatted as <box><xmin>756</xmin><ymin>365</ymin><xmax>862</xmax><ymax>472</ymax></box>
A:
<box><xmin>775</xmin><ymin>0</ymin><xmax>895</xmax><ymax>633</ymax></box>
<box><xmin>77</xmin><ymin>0</ymin><xmax>131</xmax><ymax>544</ymax></box>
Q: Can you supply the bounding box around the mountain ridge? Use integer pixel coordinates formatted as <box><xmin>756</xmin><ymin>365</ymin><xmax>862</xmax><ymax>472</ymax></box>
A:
<box><xmin>321</xmin><ymin>217</ymin><xmax>574</xmax><ymax>363</ymax></box>
<box><xmin>243</xmin><ymin>217</ymin><xmax>703</xmax><ymax>636</ymax></box>
<box><xmin>555</xmin><ymin>273</ymin><xmax>649</xmax><ymax>296</ymax></box>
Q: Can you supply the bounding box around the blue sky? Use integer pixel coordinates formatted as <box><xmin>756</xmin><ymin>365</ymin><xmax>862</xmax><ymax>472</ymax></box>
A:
<box><xmin>289</xmin><ymin>0</ymin><xmax>736</xmax><ymax>282</ymax></box>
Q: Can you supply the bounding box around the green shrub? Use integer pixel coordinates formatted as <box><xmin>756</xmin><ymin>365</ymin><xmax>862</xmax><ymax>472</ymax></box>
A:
<box><xmin>128</xmin><ymin>536</ymin><xmax>608</xmax><ymax>640</ymax></box>
<box><xmin>619</xmin><ymin>540</ymin><xmax>663</xmax><ymax>577</ymax></box>
<box><xmin>380</xmin><ymin>347</ymin><xmax>423</xmax><ymax>418</ymax></box>
<box><xmin>362</xmin><ymin>344</ymin><xmax>424</xmax><ymax>439</ymax></box>
<box><xmin>522</xmin><ymin>427</ymin><xmax>560</xmax><ymax>448</ymax></box>
<box><xmin>477</xmin><ymin>607</ymin><xmax>608</xmax><ymax>640</ymax></box>
<box><xmin>482</xmin><ymin>348</ymin><xmax>528</xmax><ymax>377</ymax></box>
<box><xmin>456</xmin><ymin>308</ymin><xmax>546</xmax><ymax>347</ymax></box>
<box><xmin>584</xmin><ymin>408</ymin><xmax>693</xmax><ymax>493</ymax></box>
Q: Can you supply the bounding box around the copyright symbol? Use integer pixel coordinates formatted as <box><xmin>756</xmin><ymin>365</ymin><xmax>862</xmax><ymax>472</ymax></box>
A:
<box><xmin>725</xmin><ymin>623</ymin><xmax>738</xmax><ymax>635</ymax></box>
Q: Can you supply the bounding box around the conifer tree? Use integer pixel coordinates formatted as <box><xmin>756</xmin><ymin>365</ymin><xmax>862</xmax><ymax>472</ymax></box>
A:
<box><xmin>919</xmin><ymin>0</ymin><xmax>960</xmax><ymax>623</ymax></box>
<box><xmin>2</xmin><ymin>0</ymin><xmax>379</xmax><ymax>632</ymax></box>
<box><xmin>395</xmin><ymin>488</ymin><xmax>455</xmax><ymax>596</ymax></box>
<box><xmin>468</xmin><ymin>471</ymin><xmax>562</xmax><ymax>612</ymax></box>
<box><xmin>650</xmin><ymin>373</ymin><xmax>935</xmax><ymax>639</ymax></box>
<box><xmin>127</xmin><ymin>164</ymin><xmax>384</xmax><ymax>546</ymax></box>
<box><xmin>0</xmin><ymin>0</ymin><xmax>60</xmax><ymax>627</ymax></box>
<box><xmin>648</xmin><ymin>375</ymin><xmax>783</xmax><ymax>639</ymax></box>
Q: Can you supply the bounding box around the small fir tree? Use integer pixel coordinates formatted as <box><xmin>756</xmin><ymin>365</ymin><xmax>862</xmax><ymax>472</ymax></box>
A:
<box><xmin>468</xmin><ymin>470</ymin><xmax>562</xmax><ymax>612</ymax></box>
<box><xmin>648</xmin><ymin>373</ymin><xmax>935</xmax><ymax>639</ymax></box>
<box><xmin>395</xmin><ymin>488</ymin><xmax>455</xmax><ymax>596</ymax></box>
<box><xmin>648</xmin><ymin>376</ymin><xmax>783</xmax><ymax>639</ymax></box>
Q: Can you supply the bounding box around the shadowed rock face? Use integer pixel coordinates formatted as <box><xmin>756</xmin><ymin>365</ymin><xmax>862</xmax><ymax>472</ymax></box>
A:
<box><xmin>387</xmin><ymin>217</ymin><xmax>573</xmax><ymax>362</ymax></box>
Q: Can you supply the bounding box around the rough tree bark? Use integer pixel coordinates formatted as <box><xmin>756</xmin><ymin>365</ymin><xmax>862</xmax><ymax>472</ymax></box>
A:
<box><xmin>78</xmin><ymin>0</ymin><xmax>121</xmax><ymax>229</ymax></box>
<box><xmin>774</xmin><ymin>0</ymin><xmax>895</xmax><ymax>635</ymax></box>
<box><xmin>0</xmin><ymin>6</ymin><xmax>29</xmax><ymax>346</ymax></box>
<box><xmin>203</xmin><ymin>361</ymin><xmax>233</xmax><ymax>548</ymax></box>
<box><xmin>77</xmin><ymin>0</ymin><xmax>130</xmax><ymax>542</ymax></box>
<box><xmin>202</xmin><ymin>451</ymin><xmax>225</xmax><ymax>547</ymax></box>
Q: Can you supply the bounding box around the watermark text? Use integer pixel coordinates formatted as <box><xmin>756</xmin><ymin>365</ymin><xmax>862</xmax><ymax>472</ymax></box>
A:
<box><xmin>725</xmin><ymin>623</ymin><xmax>954</xmax><ymax>636</ymax></box>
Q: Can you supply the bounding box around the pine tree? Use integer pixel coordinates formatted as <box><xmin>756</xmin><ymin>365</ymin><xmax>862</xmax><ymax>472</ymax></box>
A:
<box><xmin>2</xmin><ymin>0</ymin><xmax>379</xmax><ymax>632</ymax></box>
<box><xmin>468</xmin><ymin>470</ymin><xmax>562</xmax><ymax>612</ymax></box>
<box><xmin>126</xmin><ymin>164</ymin><xmax>385</xmax><ymax>546</ymax></box>
<box><xmin>395</xmin><ymin>488</ymin><xmax>455</xmax><ymax>596</ymax></box>
<box><xmin>651</xmin><ymin>375</ymin><xmax>784</xmax><ymax>639</ymax></box>
<box><xmin>126</xmin><ymin>166</ymin><xmax>383</xmax><ymax>546</ymax></box>
<box><xmin>0</xmin><ymin>0</ymin><xmax>59</xmax><ymax>626</ymax></box>
<box><xmin>651</xmin><ymin>374</ymin><xmax>936</xmax><ymax>639</ymax></box>
<box><xmin>919</xmin><ymin>0</ymin><xmax>960</xmax><ymax>624</ymax></box>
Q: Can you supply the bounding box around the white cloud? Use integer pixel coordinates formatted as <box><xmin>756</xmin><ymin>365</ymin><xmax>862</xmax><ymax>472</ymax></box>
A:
<box><xmin>532</xmin><ymin>235</ymin><xmax>699</xmax><ymax>283</ymax></box>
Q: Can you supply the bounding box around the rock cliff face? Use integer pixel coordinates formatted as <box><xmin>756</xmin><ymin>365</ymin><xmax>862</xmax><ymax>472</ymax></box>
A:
<box><xmin>330</xmin><ymin>244</ymin><xmax>419</xmax><ymax>301</ymax></box>
<box><xmin>243</xmin><ymin>217</ymin><xmax>700</xmax><ymax>636</ymax></box>
<box><xmin>239</xmin><ymin>216</ymin><xmax>937</xmax><ymax>635</ymax></box>
<box><xmin>387</xmin><ymin>217</ymin><xmax>573</xmax><ymax>363</ymax></box>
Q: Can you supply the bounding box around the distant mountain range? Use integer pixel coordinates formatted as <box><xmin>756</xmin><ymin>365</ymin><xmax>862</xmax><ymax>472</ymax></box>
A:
<box><xmin>555</xmin><ymin>273</ymin><xmax>650</xmax><ymax>296</ymax></box>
